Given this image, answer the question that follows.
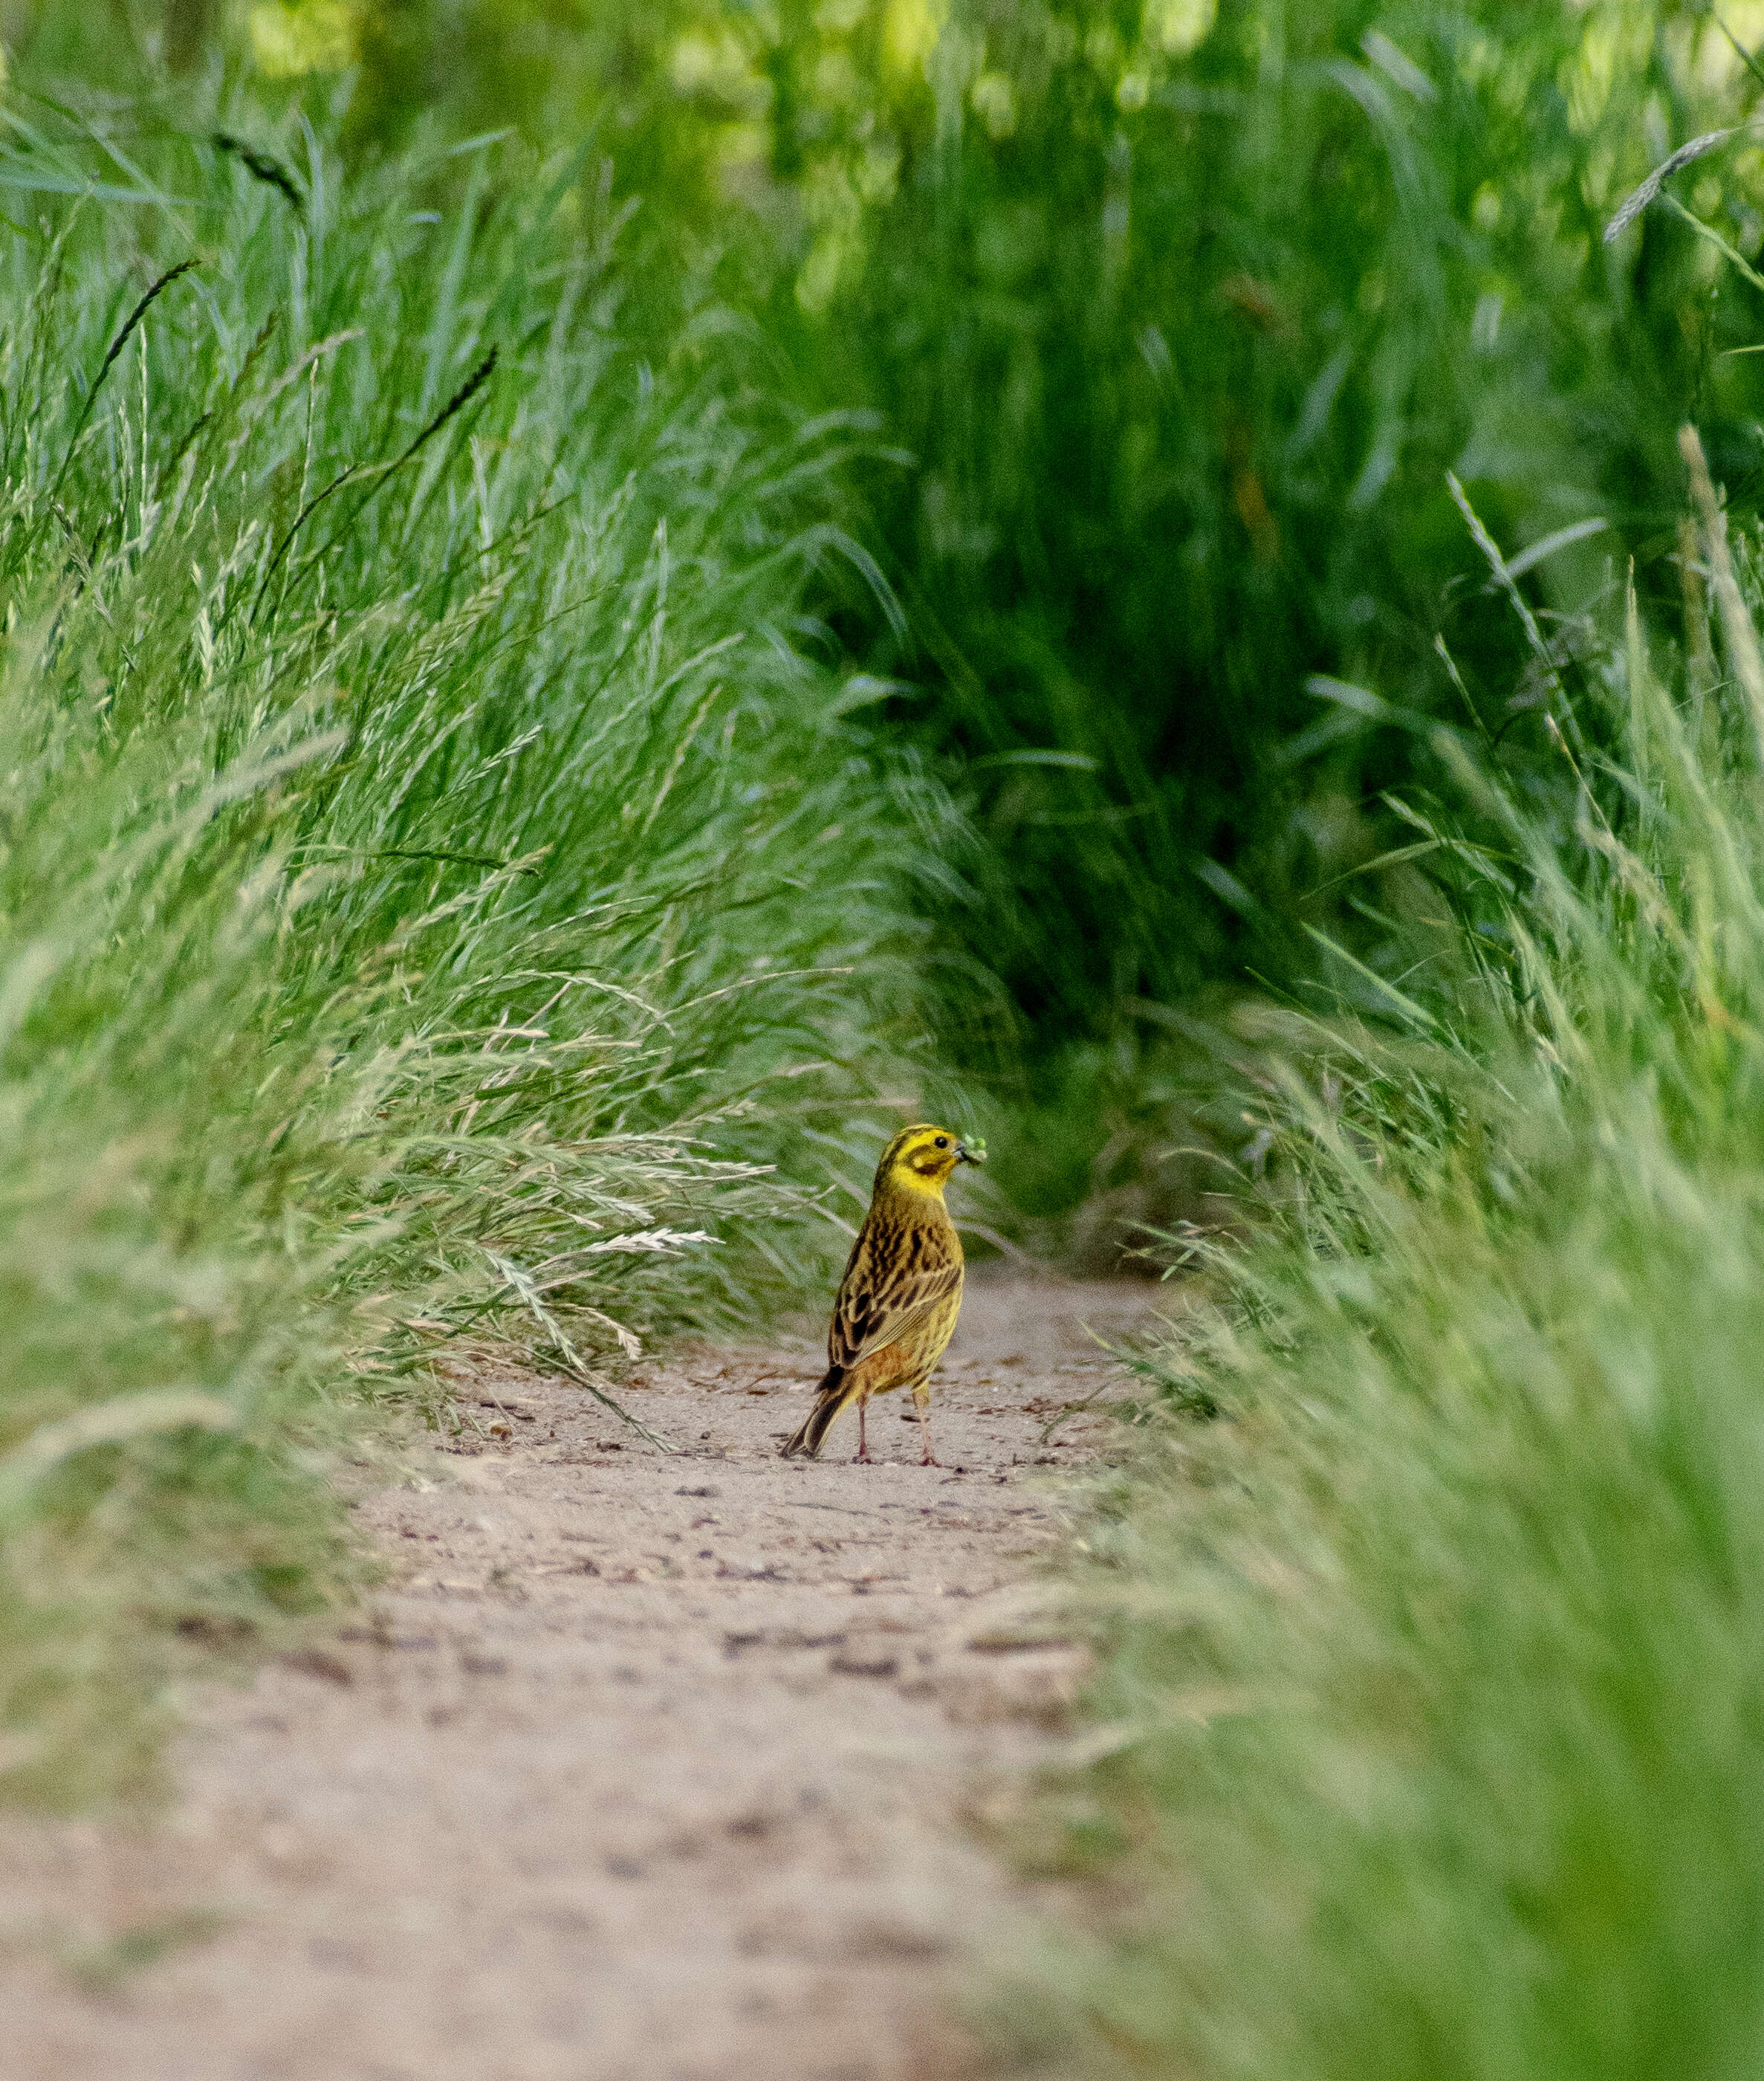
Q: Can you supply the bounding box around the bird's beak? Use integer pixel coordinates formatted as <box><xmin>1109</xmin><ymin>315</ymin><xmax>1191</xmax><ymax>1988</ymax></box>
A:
<box><xmin>956</xmin><ymin>1139</ymin><xmax>986</xmax><ymax>1165</ymax></box>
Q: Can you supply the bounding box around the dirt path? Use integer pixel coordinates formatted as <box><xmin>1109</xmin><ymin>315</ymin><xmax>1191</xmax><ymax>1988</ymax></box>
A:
<box><xmin>0</xmin><ymin>1272</ymin><xmax>1153</xmax><ymax>2081</ymax></box>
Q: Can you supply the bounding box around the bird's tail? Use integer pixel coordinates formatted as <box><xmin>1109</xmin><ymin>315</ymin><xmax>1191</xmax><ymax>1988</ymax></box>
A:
<box><xmin>780</xmin><ymin>1367</ymin><xmax>849</xmax><ymax>1459</ymax></box>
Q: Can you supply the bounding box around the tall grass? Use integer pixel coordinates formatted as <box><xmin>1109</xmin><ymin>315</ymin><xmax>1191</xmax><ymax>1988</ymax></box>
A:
<box><xmin>1003</xmin><ymin>411</ymin><xmax>1764</xmax><ymax>2074</ymax></box>
<box><xmin>783</xmin><ymin>2</ymin><xmax>1764</xmax><ymax>1051</ymax></box>
<box><xmin>0</xmin><ymin>97</ymin><xmax>961</xmax><ymax>1803</ymax></box>
<box><xmin>65</xmin><ymin>5</ymin><xmax>1764</xmax><ymax>1229</ymax></box>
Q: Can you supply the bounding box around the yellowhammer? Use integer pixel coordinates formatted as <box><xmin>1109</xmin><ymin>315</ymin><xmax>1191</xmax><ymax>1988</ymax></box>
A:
<box><xmin>781</xmin><ymin>1124</ymin><xmax>984</xmax><ymax>1466</ymax></box>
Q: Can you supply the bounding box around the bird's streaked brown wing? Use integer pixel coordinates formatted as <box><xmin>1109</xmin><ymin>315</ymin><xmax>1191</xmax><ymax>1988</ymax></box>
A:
<box><xmin>827</xmin><ymin>1210</ymin><xmax>962</xmax><ymax>1372</ymax></box>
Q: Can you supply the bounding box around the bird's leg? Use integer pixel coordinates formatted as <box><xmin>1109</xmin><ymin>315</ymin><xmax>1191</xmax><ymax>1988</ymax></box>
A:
<box><xmin>914</xmin><ymin>1388</ymin><xmax>939</xmax><ymax>1467</ymax></box>
<box><xmin>853</xmin><ymin>1396</ymin><xmax>872</xmax><ymax>1464</ymax></box>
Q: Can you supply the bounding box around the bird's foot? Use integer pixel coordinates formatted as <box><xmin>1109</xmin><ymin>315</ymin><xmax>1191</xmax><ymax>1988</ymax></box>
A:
<box><xmin>853</xmin><ymin>1444</ymin><xmax>873</xmax><ymax>1464</ymax></box>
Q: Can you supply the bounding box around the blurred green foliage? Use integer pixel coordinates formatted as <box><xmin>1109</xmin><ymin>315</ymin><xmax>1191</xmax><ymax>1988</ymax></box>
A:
<box><xmin>814</xmin><ymin>0</ymin><xmax>1752</xmax><ymax>1023</ymax></box>
<box><xmin>192</xmin><ymin>0</ymin><xmax>1764</xmax><ymax>1044</ymax></box>
<box><xmin>19</xmin><ymin>0</ymin><xmax>1764</xmax><ymax>1158</ymax></box>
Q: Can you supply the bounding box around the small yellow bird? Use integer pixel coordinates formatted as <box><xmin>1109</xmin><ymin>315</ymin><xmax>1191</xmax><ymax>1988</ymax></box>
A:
<box><xmin>781</xmin><ymin>1124</ymin><xmax>983</xmax><ymax>1466</ymax></box>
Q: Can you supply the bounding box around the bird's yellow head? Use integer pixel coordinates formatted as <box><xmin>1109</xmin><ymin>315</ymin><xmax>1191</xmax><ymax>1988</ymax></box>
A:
<box><xmin>874</xmin><ymin>1123</ymin><xmax>986</xmax><ymax>1197</ymax></box>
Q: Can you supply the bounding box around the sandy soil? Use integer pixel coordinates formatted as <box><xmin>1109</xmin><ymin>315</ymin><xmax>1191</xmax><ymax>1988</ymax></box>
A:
<box><xmin>0</xmin><ymin>1270</ymin><xmax>1155</xmax><ymax>2081</ymax></box>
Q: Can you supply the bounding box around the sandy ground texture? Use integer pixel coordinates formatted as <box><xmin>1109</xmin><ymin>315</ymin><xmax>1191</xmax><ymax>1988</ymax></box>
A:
<box><xmin>0</xmin><ymin>1270</ymin><xmax>1157</xmax><ymax>2081</ymax></box>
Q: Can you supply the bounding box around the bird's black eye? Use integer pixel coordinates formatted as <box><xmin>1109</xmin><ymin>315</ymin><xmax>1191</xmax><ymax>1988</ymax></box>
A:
<box><xmin>934</xmin><ymin>1136</ymin><xmax>949</xmax><ymax>1148</ymax></box>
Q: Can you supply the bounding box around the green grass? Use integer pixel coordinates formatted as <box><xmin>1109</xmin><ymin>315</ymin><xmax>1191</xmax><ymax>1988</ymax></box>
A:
<box><xmin>0</xmin><ymin>94</ymin><xmax>965</xmax><ymax>1804</ymax></box>
<box><xmin>65</xmin><ymin>7</ymin><xmax>1764</xmax><ymax>1237</ymax></box>
<box><xmin>772</xmin><ymin>1</ymin><xmax>1764</xmax><ymax>1057</ymax></box>
<box><xmin>1002</xmin><ymin>425</ymin><xmax>1764</xmax><ymax>2073</ymax></box>
<box><xmin>291</xmin><ymin>1</ymin><xmax>1764</xmax><ymax>1221</ymax></box>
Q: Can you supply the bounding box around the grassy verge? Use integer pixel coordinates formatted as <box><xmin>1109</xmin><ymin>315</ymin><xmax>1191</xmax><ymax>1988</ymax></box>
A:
<box><xmin>1004</xmin><ymin>441</ymin><xmax>1764</xmax><ymax>2074</ymax></box>
<box><xmin>0</xmin><ymin>97</ymin><xmax>962</xmax><ymax>1805</ymax></box>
